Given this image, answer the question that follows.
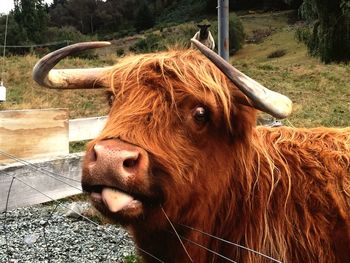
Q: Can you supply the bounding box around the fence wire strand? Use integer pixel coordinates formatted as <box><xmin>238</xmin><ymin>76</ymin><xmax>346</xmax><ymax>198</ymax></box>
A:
<box><xmin>165</xmin><ymin>229</ymin><xmax>238</xmax><ymax>263</ymax></box>
<box><xmin>178</xmin><ymin>223</ymin><xmax>282</xmax><ymax>263</ymax></box>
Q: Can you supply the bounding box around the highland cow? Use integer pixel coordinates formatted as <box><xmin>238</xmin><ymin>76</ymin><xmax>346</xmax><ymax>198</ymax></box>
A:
<box><xmin>33</xmin><ymin>40</ymin><xmax>350</xmax><ymax>263</ymax></box>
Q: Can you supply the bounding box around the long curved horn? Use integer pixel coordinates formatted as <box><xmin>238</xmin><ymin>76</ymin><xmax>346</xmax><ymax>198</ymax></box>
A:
<box><xmin>33</xmin><ymin>41</ymin><xmax>112</xmax><ymax>89</ymax></box>
<box><xmin>191</xmin><ymin>39</ymin><xmax>292</xmax><ymax>119</ymax></box>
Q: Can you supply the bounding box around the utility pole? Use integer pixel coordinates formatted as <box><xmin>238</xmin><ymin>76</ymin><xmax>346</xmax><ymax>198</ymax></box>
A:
<box><xmin>218</xmin><ymin>0</ymin><xmax>229</xmax><ymax>61</ymax></box>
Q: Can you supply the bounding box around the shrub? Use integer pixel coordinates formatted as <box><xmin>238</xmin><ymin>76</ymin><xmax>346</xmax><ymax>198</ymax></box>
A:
<box><xmin>295</xmin><ymin>24</ymin><xmax>312</xmax><ymax>44</ymax></box>
<box><xmin>228</xmin><ymin>14</ymin><xmax>245</xmax><ymax>54</ymax></box>
<box><xmin>246</xmin><ymin>28</ymin><xmax>275</xmax><ymax>44</ymax></box>
<box><xmin>44</xmin><ymin>26</ymin><xmax>97</xmax><ymax>59</ymax></box>
<box><xmin>45</xmin><ymin>26</ymin><xmax>91</xmax><ymax>45</ymax></box>
<box><xmin>267</xmin><ymin>49</ymin><xmax>287</xmax><ymax>58</ymax></box>
<box><xmin>33</xmin><ymin>47</ymin><xmax>50</xmax><ymax>57</ymax></box>
<box><xmin>129</xmin><ymin>33</ymin><xmax>165</xmax><ymax>53</ymax></box>
<box><xmin>116</xmin><ymin>48</ymin><xmax>125</xmax><ymax>56</ymax></box>
<box><xmin>130</xmin><ymin>23</ymin><xmax>199</xmax><ymax>53</ymax></box>
<box><xmin>161</xmin><ymin>23</ymin><xmax>196</xmax><ymax>49</ymax></box>
<box><xmin>210</xmin><ymin>13</ymin><xmax>245</xmax><ymax>54</ymax></box>
<box><xmin>295</xmin><ymin>23</ymin><xmax>319</xmax><ymax>57</ymax></box>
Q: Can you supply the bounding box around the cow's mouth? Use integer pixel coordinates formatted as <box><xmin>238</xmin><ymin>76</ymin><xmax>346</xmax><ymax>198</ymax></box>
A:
<box><xmin>83</xmin><ymin>184</ymin><xmax>158</xmax><ymax>219</ymax></box>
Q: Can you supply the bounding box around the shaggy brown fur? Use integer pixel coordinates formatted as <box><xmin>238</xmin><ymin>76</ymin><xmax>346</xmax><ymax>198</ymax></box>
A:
<box><xmin>87</xmin><ymin>49</ymin><xmax>350</xmax><ymax>262</ymax></box>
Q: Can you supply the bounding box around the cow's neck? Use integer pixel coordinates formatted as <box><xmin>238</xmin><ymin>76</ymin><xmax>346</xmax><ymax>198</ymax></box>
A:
<box><xmin>131</xmin><ymin>223</ymin><xmax>216</xmax><ymax>262</ymax></box>
<box><xmin>129</xmin><ymin>172</ymin><xmax>252</xmax><ymax>262</ymax></box>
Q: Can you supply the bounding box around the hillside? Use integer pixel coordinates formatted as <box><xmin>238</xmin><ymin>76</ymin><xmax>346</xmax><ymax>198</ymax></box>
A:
<box><xmin>234</xmin><ymin>11</ymin><xmax>349</xmax><ymax>127</ymax></box>
<box><xmin>0</xmin><ymin>11</ymin><xmax>349</xmax><ymax>128</ymax></box>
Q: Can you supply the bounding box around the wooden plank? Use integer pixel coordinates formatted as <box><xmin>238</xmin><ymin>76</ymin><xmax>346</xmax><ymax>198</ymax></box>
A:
<box><xmin>69</xmin><ymin>116</ymin><xmax>107</xmax><ymax>142</ymax></box>
<box><xmin>0</xmin><ymin>109</ymin><xmax>69</xmax><ymax>163</ymax></box>
<box><xmin>0</xmin><ymin>153</ymin><xmax>84</xmax><ymax>212</ymax></box>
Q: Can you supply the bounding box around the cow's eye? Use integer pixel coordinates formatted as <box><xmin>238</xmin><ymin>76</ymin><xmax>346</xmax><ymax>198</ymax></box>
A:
<box><xmin>106</xmin><ymin>92</ymin><xmax>115</xmax><ymax>107</ymax></box>
<box><xmin>193</xmin><ymin>106</ymin><xmax>209</xmax><ymax>124</ymax></box>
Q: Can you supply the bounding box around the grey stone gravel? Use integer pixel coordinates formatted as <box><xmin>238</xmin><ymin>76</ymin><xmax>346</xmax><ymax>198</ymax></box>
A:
<box><xmin>0</xmin><ymin>201</ymin><xmax>137</xmax><ymax>263</ymax></box>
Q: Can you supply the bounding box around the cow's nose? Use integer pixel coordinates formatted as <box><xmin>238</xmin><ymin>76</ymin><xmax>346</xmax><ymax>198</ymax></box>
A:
<box><xmin>85</xmin><ymin>139</ymin><xmax>148</xmax><ymax>181</ymax></box>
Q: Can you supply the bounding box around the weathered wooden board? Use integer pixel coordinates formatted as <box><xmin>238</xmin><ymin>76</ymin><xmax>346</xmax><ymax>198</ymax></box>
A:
<box><xmin>0</xmin><ymin>153</ymin><xmax>84</xmax><ymax>212</ymax></box>
<box><xmin>69</xmin><ymin>116</ymin><xmax>107</xmax><ymax>142</ymax></box>
<box><xmin>0</xmin><ymin>109</ymin><xmax>69</xmax><ymax>163</ymax></box>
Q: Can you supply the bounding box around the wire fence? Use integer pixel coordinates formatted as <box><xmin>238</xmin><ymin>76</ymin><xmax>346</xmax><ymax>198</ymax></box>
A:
<box><xmin>0</xmin><ymin>40</ymin><xmax>73</xmax><ymax>49</ymax></box>
<box><xmin>0</xmin><ymin>40</ymin><xmax>76</xmax><ymax>57</ymax></box>
<box><xmin>0</xmin><ymin>150</ymin><xmax>283</xmax><ymax>263</ymax></box>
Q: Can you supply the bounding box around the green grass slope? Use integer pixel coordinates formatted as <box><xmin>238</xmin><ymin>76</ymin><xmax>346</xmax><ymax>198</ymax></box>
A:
<box><xmin>234</xmin><ymin>12</ymin><xmax>349</xmax><ymax>127</ymax></box>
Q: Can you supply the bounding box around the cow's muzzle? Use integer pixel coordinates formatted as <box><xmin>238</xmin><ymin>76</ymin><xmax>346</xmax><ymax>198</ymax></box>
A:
<box><xmin>82</xmin><ymin>139</ymin><xmax>150</xmax><ymax>215</ymax></box>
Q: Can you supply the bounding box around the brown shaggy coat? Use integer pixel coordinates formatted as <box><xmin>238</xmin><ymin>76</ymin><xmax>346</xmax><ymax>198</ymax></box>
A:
<box><xmin>89</xmin><ymin>49</ymin><xmax>350</xmax><ymax>263</ymax></box>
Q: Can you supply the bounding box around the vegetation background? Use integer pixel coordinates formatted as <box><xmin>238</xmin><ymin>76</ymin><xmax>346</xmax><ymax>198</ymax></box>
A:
<box><xmin>0</xmin><ymin>0</ymin><xmax>349</xmax><ymax>131</ymax></box>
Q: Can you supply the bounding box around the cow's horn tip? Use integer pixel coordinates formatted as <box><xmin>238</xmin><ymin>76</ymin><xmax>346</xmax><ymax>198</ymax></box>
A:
<box><xmin>100</xmin><ymin>41</ymin><xmax>112</xmax><ymax>46</ymax></box>
<box><xmin>90</xmin><ymin>41</ymin><xmax>112</xmax><ymax>48</ymax></box>
<box><xmin>274</xmin><ymin>99</ymin><xmax>293</xmax><ymax>119</ymax></box>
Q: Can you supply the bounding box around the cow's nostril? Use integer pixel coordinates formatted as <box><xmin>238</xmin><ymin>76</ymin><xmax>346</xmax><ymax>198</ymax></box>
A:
<box><xmin>87</xmin><ymin>145</ymin><xmax>98</xmax><ymax>162</ymax></box>
<box><xmin>123</xmin><ymin>155</ymin><xmax>139</xmax><ymax>168</ymax></box>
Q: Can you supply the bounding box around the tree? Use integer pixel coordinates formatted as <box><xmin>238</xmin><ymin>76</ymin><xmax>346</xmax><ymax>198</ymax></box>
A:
<box><xmin>48</xmin><ymin>0</ymin><xmax>138</xmax><ymax>35</ymax></box>
<box><xmin>50</xmin><ymin>0</ymin><xmax>67</xmax><ymax>9</ymax></box>
<box><xmin>0</xmin><ymin>14</ymin><xmax>28</xmax><ymax>54</ymax></box>
<box><xmin>134</xmin><ymin>1</ymin><xmax>155</xmax><ymax>32</ymax></box>
<box><xmin>13</xmin><ymin>0</ymin><xmax>48</xmax><ymax>43</ymax></box>
<box><xmin>48</xmin><ymin>2</ymin><xmax>74</xmax><ymax>28</ymax></box>
<box><xmin>299</xmin><ymin>0</ymin><xmax>350</xmax><ymax>63</ymax></box>
<box><xmin>206</xmin><ymin>0</ymin><xmax>302</xmax><ymax>13</ymax></box>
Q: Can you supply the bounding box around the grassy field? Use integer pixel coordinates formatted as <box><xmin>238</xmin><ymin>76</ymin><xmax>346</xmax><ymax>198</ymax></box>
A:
<box><xmin>0</xmin><ymin>55</ymin><xmax>114</xmax><ymax>118</ymax></box>
<box><xmin>1</xmin><ymin>11</ymin><xmax>349</xmax><ymax>128</ymax></box>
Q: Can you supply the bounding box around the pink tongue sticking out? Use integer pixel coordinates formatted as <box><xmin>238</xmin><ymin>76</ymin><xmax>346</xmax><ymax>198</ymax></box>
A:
<box><xmin>101</xmin><ymin>187</ymin><xmax>134</xmax><ymax>213</ymax></box>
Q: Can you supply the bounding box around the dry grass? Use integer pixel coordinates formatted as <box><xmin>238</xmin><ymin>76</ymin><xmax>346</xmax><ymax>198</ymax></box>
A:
<box><xmin>239</xmin><ymin>10</ymin><xmax>291</xmax><ymax>35</ymax></box>
<box><xmin>0</xmin><ymin>54</ymin><xmax>117</xmax><ymax>119</ymax></box>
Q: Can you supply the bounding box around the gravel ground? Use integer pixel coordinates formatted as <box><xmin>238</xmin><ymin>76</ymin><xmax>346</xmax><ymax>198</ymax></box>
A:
<box><xmin>0</xmin><ymin>201</ymin><xmax>137</xmax><ymax>263</ymax></box>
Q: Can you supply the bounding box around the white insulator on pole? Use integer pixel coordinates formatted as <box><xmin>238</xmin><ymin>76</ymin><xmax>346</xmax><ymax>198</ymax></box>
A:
<box><xmin>0</xmin><ymin>81</ymin><xmax>6</xmax><ymax>102</ymax></box>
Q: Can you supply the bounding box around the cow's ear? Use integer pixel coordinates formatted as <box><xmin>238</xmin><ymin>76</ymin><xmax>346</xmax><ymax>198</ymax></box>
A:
<box><xmin>227</xmin><ymin>89</ymin><xmax>257</xmax><ymax>136</ymax></box>
<box><xmin>231</xmin><ymin>90</ymin><xmax>255</xmax><ymax>108</ymax></box>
